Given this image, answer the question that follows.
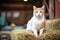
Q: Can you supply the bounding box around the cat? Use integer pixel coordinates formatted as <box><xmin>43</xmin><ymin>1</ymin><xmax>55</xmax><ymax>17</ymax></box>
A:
<box><xmin>26</xmin><ymin>5</ymin><xmax>46</xmax><ymax>37</ymax></box>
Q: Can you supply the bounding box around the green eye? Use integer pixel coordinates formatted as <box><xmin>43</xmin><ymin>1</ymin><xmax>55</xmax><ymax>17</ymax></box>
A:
<box><xmin>35</xmin><ymin>11</ymin><xmax>38</xmax><ymax>13</ymax></box>
<box><xmin>40</xmin><ymin>11</ymin><xmax>42</xmax><ymax>13</ymax></box>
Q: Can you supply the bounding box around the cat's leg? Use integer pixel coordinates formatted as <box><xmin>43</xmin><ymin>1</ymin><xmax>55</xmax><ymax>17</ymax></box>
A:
<box><xmin>33</xmin><ymin>29</ymin><xmax>38</xmax><ymax>37</ymax></box>
<box><xmin>26</xmin><ymin>25</ymin><xmax>30</xmax><ymax>30</ymax></box>
<box><xmin>26</xmin><ymin>24</ymin><xmax>33</xmax><ymax>31</ymax></box>
<box><xmin>26</xmin><ymin>24</ymin><xmax>38</xmax><ymax>37</ymax></box>
<box><xmin>39</xmin><ymin>28</ymin><xmax>44</xmax><ymax>36</ymax></box>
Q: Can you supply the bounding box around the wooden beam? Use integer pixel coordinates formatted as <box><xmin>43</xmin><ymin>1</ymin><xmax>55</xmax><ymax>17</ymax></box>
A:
<box><xmin>1</xmin><ymin>0</ymin><xmax>33</xmax><ymax>4</ymax></box>
<box><xmin>1</xmin><ymin>4</ymin><xmax>32</xmax><ymax>10</ymax></box>
<box><xmin>49</xmin><ymin>0</ymin><xmax>54</xmax><ymax>19</ymax></box>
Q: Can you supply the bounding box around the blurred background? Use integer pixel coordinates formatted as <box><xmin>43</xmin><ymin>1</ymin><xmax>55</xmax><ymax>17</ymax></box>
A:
<box><xmin>0</xmin><ymin>0</ymin><xmax>60</xmax><ymax>40</ymax></box>
<box><xmin>0</xmin><ymin>0</ymin><xmax>60</xmax><ymax>29</ymax></box>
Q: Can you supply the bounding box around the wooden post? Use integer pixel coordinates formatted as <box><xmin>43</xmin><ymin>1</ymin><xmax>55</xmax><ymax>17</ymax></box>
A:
<box><xmin>49</xmin><ymin>0</ymin><xmax>54</xmax><ymax>19</ymax></box>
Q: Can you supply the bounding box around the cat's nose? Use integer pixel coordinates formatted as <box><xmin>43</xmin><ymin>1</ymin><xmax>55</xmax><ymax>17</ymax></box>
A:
<box><xmin>40</xmin><ymin>13</ymin><xmax>42</xmax><ymax>16</ymax></box>
<box><xmin>38</xmin><ymin>14</ymin><xmax>40</xmax><ymax>16</ymax></box>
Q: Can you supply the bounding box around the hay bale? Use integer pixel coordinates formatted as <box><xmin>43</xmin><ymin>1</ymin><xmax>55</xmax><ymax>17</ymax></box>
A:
<box><xmin>11</xmin><ymin>30</ymin><xmax>60</xmax><ymax>40</ymax></box>
<box><xmin>37</xmin><ymin>30</ymin><xmax>60</xmax><ymax>40</ymax></box>
<box><xmin>46</xmin><ymin>19</ymin><xmax>60</xmax><ymax>31</ymax></box>
<box><xmin>11</xmin><ymin>30</ymin><xmax>37</xmax><ymax>40</ymax></box>
<box><xmin>0</xmin><ymin>30</ymin><xmax>60</xmax><ymax>40</ymax></box>
<box><xmin>11</xmin><ymin>19</ymin><xmax>60</xmax><ymax>40</ymax></box>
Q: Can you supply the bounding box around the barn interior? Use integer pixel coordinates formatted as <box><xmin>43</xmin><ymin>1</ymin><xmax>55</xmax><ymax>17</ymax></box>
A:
<box><xmin>0</xmin><ymin>0</ymin><xmax>60</xmax><ymax>40</ymax></box>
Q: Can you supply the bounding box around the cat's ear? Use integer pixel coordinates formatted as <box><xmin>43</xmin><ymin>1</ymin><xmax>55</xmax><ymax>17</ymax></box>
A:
<box><xmin>33</xmin><ymin>6</ymin><xmax>36</xmax><ymax>9</ymax></box>
<box><xmin>41</xmin><ymin>5</ymin><xmax>45</xmax><ymax>10</ymax></box>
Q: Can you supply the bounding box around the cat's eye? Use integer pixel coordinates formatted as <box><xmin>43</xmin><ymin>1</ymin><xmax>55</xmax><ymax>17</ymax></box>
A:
<box><xmin>35</xmin><ymin>11</ymin><xmax>38</xmax><ymax>13</ymax></box>
<box><xmin>40</xmin><ymin>11</ymin><xmax>42</xmax><ymax>13</ymax></box>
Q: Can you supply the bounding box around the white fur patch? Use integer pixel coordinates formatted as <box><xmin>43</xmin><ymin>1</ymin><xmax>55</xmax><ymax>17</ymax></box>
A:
<box><xmin>26</xmin><ymin>15</ymin><xmax>45</xmax><ymax>37</ymax></box>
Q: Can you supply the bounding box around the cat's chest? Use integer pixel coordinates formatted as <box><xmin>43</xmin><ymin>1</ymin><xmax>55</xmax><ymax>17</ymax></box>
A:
<box><xmin>33</xmin><ymin>18</ymin><xmax>44</xmax><ymax>25</ymax></box>
<box><xmin>36</xmin><ymin>20</ymin><xmax>43</xmax><ymax>24</ymax></box>
<box><xmin>33</xmin><ymin>18</ymin><xmax>45</xmax><ymax>30</ymax></box>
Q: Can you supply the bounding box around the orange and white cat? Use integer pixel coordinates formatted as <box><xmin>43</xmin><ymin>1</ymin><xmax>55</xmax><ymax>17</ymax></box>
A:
<box><xmin>26</xmin><ymin>5</ymin><xmax>46</xmax><ymax>37</ymax></box>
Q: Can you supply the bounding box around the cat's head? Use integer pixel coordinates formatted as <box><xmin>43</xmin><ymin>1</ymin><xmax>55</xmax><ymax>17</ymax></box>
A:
<box><xmin>33</xmin><ymin>5</ymin><xmax>45</xmax><ymax>18</ymax></box>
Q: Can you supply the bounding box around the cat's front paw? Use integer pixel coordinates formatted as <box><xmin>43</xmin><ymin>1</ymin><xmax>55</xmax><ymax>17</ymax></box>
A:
<box><xmin>39</xmin><ymin>32</ymin><xmax>43</xmax><ymax>36</ymax></box>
